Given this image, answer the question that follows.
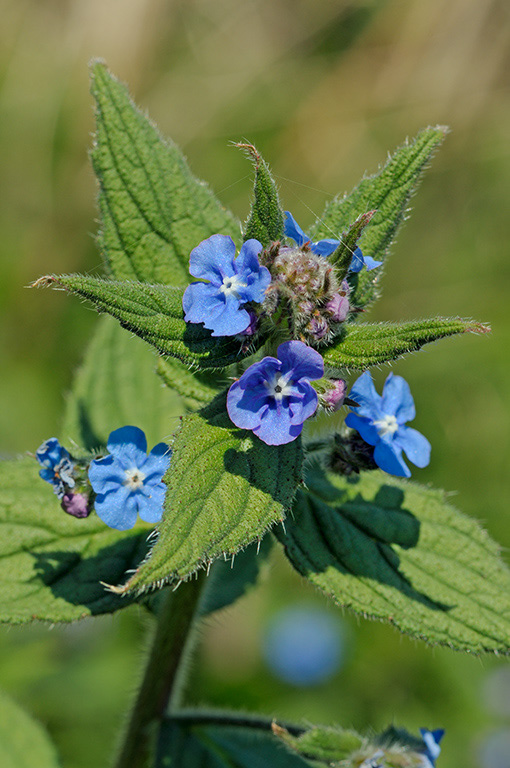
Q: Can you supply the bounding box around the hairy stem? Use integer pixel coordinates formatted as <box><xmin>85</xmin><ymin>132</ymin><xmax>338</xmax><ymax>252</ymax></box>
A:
<box><xmin>113</xmin><ymin>574</ymin><xmax>205</xmax><ymax>768</ymax></box>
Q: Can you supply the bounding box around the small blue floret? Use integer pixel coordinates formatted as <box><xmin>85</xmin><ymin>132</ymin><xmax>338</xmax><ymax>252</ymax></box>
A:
<box><xmin>284</xmin><ymin>211</ymin><xmax>382</xmax><ymax>271</ymax></box>
<box><xmin>88</xmin><ymin>426</ymin><xmax>171</xmax><ymax>531</ymax></box>
<box><xmin>419</xmin><ymin>728</ymin><xmax>445</xmax><ymax>766</ymax></box>
<box><xmin>182</xmin><ymin>234</ymin><xmax>271</xmax><ymax>337</ymax></box>
<box><xmin>345</xmin><ymin>371</ymin><xmax>431</xmax><ymax>478</ymax></box>
<box><xmin>226</xmin><ymin>340</ymin><xmax>324</xmax><ymax>445</ymax></box>
<box><xmin>36</xmin><ymin>437</ymin><xmax>75</xmax><ymax>499</ymax></box>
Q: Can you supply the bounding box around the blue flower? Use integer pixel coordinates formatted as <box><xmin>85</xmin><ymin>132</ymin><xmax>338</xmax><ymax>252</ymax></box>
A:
<box><xmin>182</xmin><ymin>234</ymin><xmax>271</xmax><ymax>337</ymax></box>
<box><xmin>36</xmin><ymin>437</ymin><xmax>75</xmax><ymax>499</ymax></box>
<box><xmin>419</xmin><ymin>729</ymin><xmax>445</xmax><ymax>767</ymax></box>
<box><xmin>345</xmin><ymin>371</ymin><xmax>431</xmax><ymax>478</ymax></box>
<box><xmin>226</xmin><ymin>340</ymin><xmax>324</xmax><ymax>445</ymax></box>
<box><xmin>284</xmin><ymin>211</ymin><xmax>382</xmax><ymax>270</ymax></box>
<box><xmin>88</xmin><ymin>426</ymin><xmax>171</xmax><ymax>531</ymax></box>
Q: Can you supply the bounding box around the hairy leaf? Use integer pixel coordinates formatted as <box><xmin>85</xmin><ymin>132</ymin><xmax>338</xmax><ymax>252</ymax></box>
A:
<box><xmin>39</xmin><ymin>275</ymin><xmax>253</xmax><ymax>370</ymax></box>
<box><xmin>0</xmin><ymin>459</ymin><xmax>146</xmax><ymax>624</ymax></box>
<box><xmin>62</xmin><ymin>316</ymin><xmax>182</xmax><ymax>450</ymax></box>
<box><xmin>114</xmin><ymin>393</ymin><xmax>302</xmax><ymax>594</ymax></box>
<box><xmin>238</xmin><ymin>143</ymin><xmax>285</xmax><ymax>247</ymax></box>
<box><xmin>322</xmin><ymin>317</ymin><xmax>489</xmax><ymax>371</ymax></box>
<box><xmin>91</xmin><ymin>62</ymin><xmax>240</xmax><ymax>285</ymax></box>
<box><xmin>277</xmin><ymin>468</ymin><xmax>510</xmax><ymax>654</ymax></box>
<box><xmin>328</xmin><ymin>210</ymin><xmax>376</xmax><ymax>279</ymax></box>
<box><xmin>157</xmin><ymin>716</ymin><xmax>311</xmax><ymax>768</ymax></box>
<box><xmin>0</xmin><ymin>689</ymin><xmax>61</xmax><ymax>768</ymax></box>
<box><xmin>157</xmin><ymin>357</ymin><xmax>220</xmax><ymax>411</ymax></box>
<box><xmin>309</xmin><ymin>127</ymin><xmax>446</xmax><ymax>308</ymax></box>
<box><xmin>199</xmin><ymin>536</ymin><xmax>273</xmax><ymax>616</ymax></box>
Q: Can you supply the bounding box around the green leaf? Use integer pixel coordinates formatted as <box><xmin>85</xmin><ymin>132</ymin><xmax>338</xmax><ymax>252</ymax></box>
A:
<box><xmin>157</xmin><ymin>716</ymin><xmax>311</xmax><ymax>768</ymax></box>
<box><xmin>0</xmin><ymin>689</ymin><xmax>61</xmax><ymax>768</ymax></box>
<box><xmin>322</xmin><ymin>317</ymin><xmax>489</xmax><ymax>371</ymax></box>
<box><xmin>114</xmin><ymin>392</ymin><xmax>302</xmax><ymax>594</ymax></box>
<box><xmin>309</xmin><ymin>126</ymin><xmax>447</xmax><ymax>308</ymax></box>
<box><xmin>328</xmin><ymin>210</ymin><xmax>376</xmax><ymax>279</ymax></box>
<box><xmin>238</xmin><ymin>143</ymin><xmax>285</xmax><ymax>247</ymax></box>
<box><xmin>90</xmin><ymin>61</ymin><xmax>240</xmax><ymax>285</ymax></box>
<box><xmin>199</xmin><ymin>536</ymin><xmax>273</xmax><ymax>616</ymax></box>
<box><xmin>0</xmin><ymin>458</ymin><xmax>146</xmax><ymax>624</ymax></box>
<box><xmin>273</xmin><ymin>723</ymin><xmax>363</xmax><ymax>762</ymax></box>
<box><xmin>62</xmin><ymin>316</ymin><xmax>182</xmax><ymax>450</ymax></box>
<box><xmin>39</xmin><ymin>275</ymin><xmax>253</xmax><ymax>370</ymax></box>
<box><xmin>156</xmin><ymin>357</ymin><xmax>220</xmax><ymax>411</ymax></box>
<box><xmin>277</xmin><ymin>467</ymin><xmax>510</xmax><ymax>654</ymax></box>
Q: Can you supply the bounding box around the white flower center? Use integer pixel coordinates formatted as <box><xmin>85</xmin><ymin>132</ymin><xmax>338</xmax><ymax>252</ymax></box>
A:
<box><xmin>219</xmin><ymin>274</ymin><xmax>247</xmax><ymax>299</ymax></box>
<box><xmin>265</xmin><ymin>373</ymin><xmax>294</xmax><ymax>401</ymax></box>
<box><xmin>124</xmin><ymin>467</ymin><xmax>146</xmax><ymax>490</ymax></box>
<box><xmin>373</xmin><ymin>414</ymin><xmax>399</xmax><ymax>437</ymax></box>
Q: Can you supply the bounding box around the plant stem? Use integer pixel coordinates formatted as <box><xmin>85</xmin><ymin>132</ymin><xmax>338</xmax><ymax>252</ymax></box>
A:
<box><xmin>113</xmin><ymin>574</ymin><xmax>205</xmax><ymax>768</ymax></box>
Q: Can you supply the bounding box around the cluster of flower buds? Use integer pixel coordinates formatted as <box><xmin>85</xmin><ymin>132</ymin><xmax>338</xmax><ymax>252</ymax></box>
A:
<box><xmin>36</xmin><ymin>438</ymin><xmax>91</xmax><ymax>518</ymax></box>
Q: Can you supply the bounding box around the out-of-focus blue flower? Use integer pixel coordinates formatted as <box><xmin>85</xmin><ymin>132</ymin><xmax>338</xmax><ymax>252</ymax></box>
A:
<box><xmin>36</xmin><ymin>438</ymin><xmax>75</xmax><ymax>499</ymax></box>
<box><xmin>88</xmin><ymin>426</ymin><xmax>171</xmax><ymax>531</ymax></box>
<box><xmin>345</xmin><ymin>371</ymin><xmax>430</xmax><ymax>478</ymax></box>
<box><xmin>226</xmin><ymin>340</ymin><xmax>323</xmax><ymax>445</ymax></box>
<box><xmin>284</xmin><ymin>211</ymin><xmax>382</xmax><ymax>270</ymax></box>
<box><xmin>182</xmin><ymin>234</ymin><xmax>271</xmax><ymax>336</ymax></box>
<box><xmin>262</xmin><ymin>606</ymin><xmax>344</xmax><ymax>686</ymax></box>
<box><xmin>419</xmin><ymin>729</ymin><xmax>445</xmax><ymax>767</ymax></box>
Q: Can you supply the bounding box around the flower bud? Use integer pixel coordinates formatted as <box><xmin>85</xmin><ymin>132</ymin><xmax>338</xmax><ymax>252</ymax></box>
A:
<box><xmin>320</xmin><ymin>379</ymin><xmax>347</xmax><ymax>411</ymax></box>
<box><xmin>326</xmin><ymin>285</ymin><xmax>350</xmax><ymax>323</ymax></box>
<box><xmin>61</xmin><ymin>492</ymin><xmax>92</xmax><ymax>519</ymax></box>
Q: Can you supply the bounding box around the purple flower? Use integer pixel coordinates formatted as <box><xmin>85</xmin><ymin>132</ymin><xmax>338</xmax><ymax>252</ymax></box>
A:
<box><xmin>182</xmin><ymin>234</ymin><xmax>271</xmax><ymax>336</ymax></box>
<box><xmin>345</xmin><ymin>371</ymin><xmax>430</xmax><ymax>478</ymax></box>
<box><xmin>227</xmin><ymin>340</ymin><xmax>324</xmax><ymax>445</ymax></box>
<box><xmin>419</xmin><ymin>729</ymin><xmax>444</xmax><ymax>767</ymax></box>
<box><xmin>36</xmin><ymin>438</ymin><xmax>75</xmax><ymax>499</ymax></box>
<box><xmin>284</xmin><ymin>211</ymin><xmax>382</xmax><ymax>271</ymax></box>
<box><xmin>88</xmin><ymin>426</ymin><xmax>171</xmax><ymax>531</ymax></box>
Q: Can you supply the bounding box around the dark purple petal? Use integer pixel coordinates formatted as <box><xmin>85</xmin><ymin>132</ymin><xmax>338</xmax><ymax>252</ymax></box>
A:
<box><xmin>189</xmin><ymin>234</ymin><xmax>236</xmax><ymax>282</ymax></box>
<box><xmin>277</xmin><ymin>341</ymin><xmax>324</xmax><ymax>381</ymax></box>
<box><xmin>345</xmin><ymin>413</ymin><xmax>380</xmax><ymax>446</ymax></box>
<box><xmin>381</xmin><ymin>373</ymin><xmax>415</xmax><ymax>423</ymax></box>
<box><xmin>394</xmin><ymin>426</ymin><xmax>431</xmax><ymax>468</ymax></box>
<box><xmin>373</xmin><ymin>441</ymin><xmax>411</xmax><ymax>478</ymax></box>
<box><xmin>106</xmin><ymin>426</ymin><xmax>148</xmax><ymax>466</ymax></box>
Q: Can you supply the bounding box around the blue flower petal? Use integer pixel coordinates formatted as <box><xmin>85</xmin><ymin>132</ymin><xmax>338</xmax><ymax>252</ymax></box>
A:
<box><xmin>253</xmin><ymin>401</ymin><xmax>303</xmax><ymax>446</ymax></box>
<box><xmin>395</xmin><ymin>426</ymin><xmax>431</xmax><ymax>468</ymax></box>
<box><xmin>189</xmin><ymin>234</ymin><xmax>236</xmax><ymax>282</ymax></box>
<box><xmin>138</xmin><ymin>483</ymin><xmax>166</xmax><ymax>524</ymax></box>
<box><xmin>310</xmin><ymin>238</ymin><xmax>339</xmax><ymax>257</ymax></box>
<box><xmin>234</xmin><ymin>238</ymin><xmax>263</xmax><ymax>275</ymax></box>
<box><xmin>240</xmin><ymin>265</ymin><xmax>272</xmax><ymax>305</ymax></box>
<box><xmin>348</xmin><ymin>371</ymin><xmax>382</xmax><ymax>418</ymax></box>
<box><xmin>88</xmin><ymin>454</ymin><xmax>130</xmax><ymax>494</ymax></box>
<box><xmin>182</xmin><ymin>282</ymin><xmax>225</xmax><ymax>325</ymax></box>
<box><xmin>373</xmin><ymin>441</ymin><xmax>411</xmax><ymax>477</ymax></box>
<box><xmin>107</xmin><ymin>426</ymin><xmax>148</xmax><ymax>465</ymax></box>
<box><xmin>288</xmin><ymin>382</ymin><xmax>319</xmax><ymax>425</ymax></box>
<box><xmin>345</xmin><ymin>413</ymin><xmax>380</xmax><ymax>446</ymax></box>
<box><xmin>363</xmin><ymin>255</ymin><xmax>383</xmax><ymax>270</ymax></box>
<box><xmin>94</xmin><ymin>486</ymin><xmax>139</xmax><ymax>531</ymax></box>
<box><xmin>284</xmin><ymin>211</ymin><xmax>308</xmax><ymax>247</ymax></box>
<box><xmin>144</xmin><ymin>443</ymin><xmax>172</xmax><ymax>476</ymax></box>
<box><xmin>36</xmin><ymin>438</ymin><xmax>67</xmax><ymax>468</ymax></box>
<box><xmin>349</xmin><ymin>247</ymin><xmax>365</xmax><ymax>273</ymax></box>
<box><xmin>227</xmin><ymin>379</ymin><xmax>269</xmax><ymax>431</ymax></box>
<box><xmin>277</xmin><ymin>340</ymin><xmax>324</xmax><ymax>381</ymax></box>
<box><xmin>381</xmin><ymin>373</ymin><xmax>416</xmax><ymax>422</ymax></box>
<box><xmin>208</xmin><ymin>296</ymin><xmax>251</xmax><ymax>337</ymax></box>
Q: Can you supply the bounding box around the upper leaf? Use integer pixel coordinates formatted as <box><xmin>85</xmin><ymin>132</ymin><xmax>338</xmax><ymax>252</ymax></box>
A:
<box><xmin>0</xmin><ymin>689</ymin><xmax>61</xmax><ymax>768</ymax></box>
<box><xmin>277</xmin><ymin>467</ymin><xmax>510</xmax><ymax>654</ymax></box>
<box><xmin>309</xmin><ymin>127</ymin><xmax>447</xmax><ymax>308</ymax></box>
<box><xmin>91</xmin><ymin>62</ymin><xmax>240</xmax><ymax>285</ymax></box>
<box><xmin>322</xmin><ymin>317</ymin><xmax>489</xmax><ymax>371</ymax></box>
<box><xmin>113</xmin><ymin>392</ymin><xmax>302</xmax><ymax>594</ymax></box>
<box><xmin>0</xmin><ymin>459</ymin><xmax>145</xmax><ymax>624</ymax></box>
<box><xmin>62</xmin><ymin>316</ymin><xmax>182</xmax><ymax>450</ymax></box>
<box><xmin>39</xmin><ymin>275</ymin><xmax>255</xmax><ymax>370</ymax></box>
<box><xmin>238</xmin><ymin>143</ymin><xmax>285</xmax><ymax>247</ymax></box>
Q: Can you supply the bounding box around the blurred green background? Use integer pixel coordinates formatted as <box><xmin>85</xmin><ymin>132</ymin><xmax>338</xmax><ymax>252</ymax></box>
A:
<box><xmin>1</xmin><ymin>0</ymin><xmax>509</xmax><ymax>766</ymax></box>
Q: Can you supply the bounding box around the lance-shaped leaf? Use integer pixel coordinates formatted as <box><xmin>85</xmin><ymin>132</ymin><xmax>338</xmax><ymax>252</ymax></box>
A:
<box><xmin>309</xmin><ymin>127</ymin><xmax>447</xmax><ymax>308</ymax></box>
<box><xmin>238</xmin><ymin>143</ymin><xmax>285</xmax><ymax>247</ymax></box>
<box><xmin>0</xmin><ymin>690</ymin><xmax>62</xmax><ymax>768</ymax></box>
<box><xmin>276</xmin><ymin>468</ymin><xmax>510</xmax><ymax>654</ymax></box>
<box><xmin>0</xmin><ymin>459</ymin><xmax>146</xmax><ymax>624</ymax></box>
<box><xmin>328</xmin><ymin>210</ymin><xmax>376</xmax><ymax>279</ymax></box>
<box><xmin>113</xmin><ymin>392</ymin><xmax>302</xmax><ymax>594</ymax></box>
<box><xmin>37</xmin><ymin>275</ymin><xmax>254</xmax><ymax>370</ymax></box>
<box><xmin>62</xmin><ymin>316</ymin><xmax>182</xmax><ymax>450</ymax></box>
<box><xmin>91</xmin><ymin>61</ymin><xmax>240</xmax><ymax>285</ymax></box>
<box><xmin>322</xmin><ymin>317</ymin><xmax>489</xmax><ymax>371</ymax></box>
<box><xmin>157</xmin><ymin>715</ymin><xmax>311</xmax><ymax>768</ymax></box>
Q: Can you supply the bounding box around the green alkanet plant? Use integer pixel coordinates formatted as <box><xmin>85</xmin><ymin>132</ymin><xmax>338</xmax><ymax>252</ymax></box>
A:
<box><xmin>0</xmin><ymin>62</ymin><xmax>506</xmax><ymax>767</ymax></box>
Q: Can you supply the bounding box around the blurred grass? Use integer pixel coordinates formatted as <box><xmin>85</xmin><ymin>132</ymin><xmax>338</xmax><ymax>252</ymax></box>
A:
<box><xmin>1</xmin><ymin>0</ymin><xmax>509</xmax><ymax>766</ymax></box>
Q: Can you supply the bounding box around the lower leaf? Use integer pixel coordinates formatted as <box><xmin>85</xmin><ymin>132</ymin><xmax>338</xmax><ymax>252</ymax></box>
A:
<box><xmin>277</xmin><ymin>467</ymin><xmax>510</xmax><ymax>654</ymax></box>
<box><xmin>0</xmin><ymin>689</ymin><xmax>61</xmax><ymax>768</ymax></box>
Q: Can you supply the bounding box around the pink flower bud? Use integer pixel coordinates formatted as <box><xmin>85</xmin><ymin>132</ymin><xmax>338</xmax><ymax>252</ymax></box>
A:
<box><xmin>326</xmin><ymin>291</ymin><xmax>350</xmax><ymax>323</ymax></box>
<box><xmin>61</xmin><ymin>492</ymin><xmax>91</xmax><ymax>519</ymax></box>
<box><xmin>321</xmin><ymin>379</ymin><xmax>347</xmax><ymax>411</ymax></box>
